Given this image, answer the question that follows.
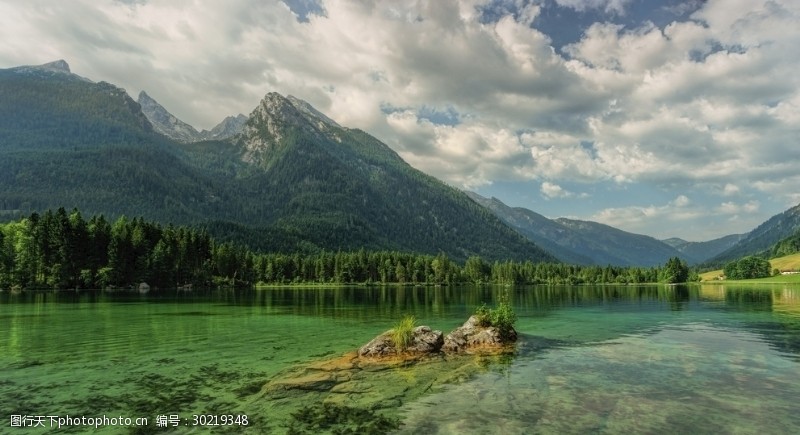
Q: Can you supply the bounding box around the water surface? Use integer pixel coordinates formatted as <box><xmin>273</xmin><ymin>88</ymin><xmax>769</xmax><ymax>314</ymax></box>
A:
<box><xmin>1</xmin><ymin>285</ymin><xmax>798</xmax><ymax>433</ymax></box>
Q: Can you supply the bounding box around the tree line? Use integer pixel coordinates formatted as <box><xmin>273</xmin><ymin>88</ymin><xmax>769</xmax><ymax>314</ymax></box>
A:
<box><xmin>723</xmin><ymin>256</ymin><xmax>772</xmax><ymax>280</ymax></box>
<box><xmin>0</xmin><ymin>208</ymin><xmax>692</xmax><ymax>291</ymax></box>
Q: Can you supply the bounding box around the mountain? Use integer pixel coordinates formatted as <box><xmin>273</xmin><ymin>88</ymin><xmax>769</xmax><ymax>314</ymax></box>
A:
<box><xmin>553</xmin><ymin>218</ymin><xmax>695</xmax><ymax>266</ymax></box>
<box><xmin>708</xmin><ymin>203</ymin><xmax>800</xmax><ymax>264</ymax></box>
<box><xmin>0</xmin><ymin>60</ymin><xmax>155</xmax><ymax>152</ymax></box>
<box><xmin>467</xmin><ymin>192</ymin><xmax>691</xmax><ymax>266</ymax></box>
<box><xmin>662</xmin><ymin>234</ymin><xmax>746</xmax><ymax>263</ymax></box>
<box><xmin>0</xmin><ymin>60</ymin><xmax>234</xmax><ymax>225</ymax></box>
<box><xmin>138</xmin><ymin>91</ymin><xmax>246</xmax><ymax>142</ymax></box>
<box><xmin>465</xmin><ymin>192</ymin><xmax>594</xmax><ymax>264</ymax></box>
<box><xmin>137</xmin><ymin>91</ymin><xmax>200</xmax><ymax>142</ymax></box>
<box><xmin>10</xmin><ymin>59</ymin><xmax>77</xmax><ymax>77</ymax></box>
<box><xmin>198</xmin><ymin>114</ymin><xmax>248</xmax><ymax>141</ymax></box>
<box><xmin>0</xmin><ymin>60</ymin><xmax>554</xmax><ymax>262</ymax></box>
<box><xmin>216</xmin><ymin>92</ymin><xmax>555</xmax><ymax>260</ymax></box>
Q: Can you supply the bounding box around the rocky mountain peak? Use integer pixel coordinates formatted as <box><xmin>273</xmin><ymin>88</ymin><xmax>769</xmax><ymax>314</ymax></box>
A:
<box><xmin>7</xmin><ymin>59</ymin><xmax>91</xmax><ymax>82</ymax></box>
<box><xmin>245</xmin><ymin>92</ymin><xmax>315</xmax><ymax>142</ymax></box>
<box><xmin>198</xmin><ymin>114</ymin><xmax>248</xmax><ymax>141</ymax></box>
<box><xmin>254</xmin><ymin>92</ymin><xmax>305</xmax><ymax>121</ymax></box>
<box><xmin>137</xmin><ymin>90</ymin><xmax>200</xmax><ymax>142</ymax></box>
<box><xmin>138</xmin><ymin>90</ymin><xmax>154</xmax><ymax>103</ymax></box>
<box><xmin>287</xmin><ymin>95</ymin><xmax>340</xmax><ymax>129</ymax></box>
<box><xmin>250</xmin><ymin>92</ymin><xmax>338</xmax><ymax>131</ymax></box>
<box><xmin>41</xmin><ymin>59</ymin><xmax>71</xmax><ymax>73</ymax></box>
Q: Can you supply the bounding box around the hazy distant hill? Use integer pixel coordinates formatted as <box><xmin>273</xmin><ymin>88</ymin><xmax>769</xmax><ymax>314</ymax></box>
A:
<box><xmin>708</xmin><ymin>203</ymin><xmax>800</xmax><ymax>265</ymax></box>
<box><xmin>467</xmin><ymin>192</ymin><xmax>692</xmax><ymax>266</ymax></box>
<box><xmin>662</xmin><ymin>235</ymin><xmax>745</xmax><ymax>263</ymax></box>
<box><xmin>464</xmin><ymin>193</ymin><xmax>594</xmax><ymax>264</ymax></box>
<box><xmin>0</xmin><ymin>60</ymin><xmax>554</xmax><ymax>262</ymax></box>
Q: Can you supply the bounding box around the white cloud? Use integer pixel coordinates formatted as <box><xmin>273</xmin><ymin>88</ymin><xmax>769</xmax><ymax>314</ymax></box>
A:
<box><xmin>672</xmin><ymin>195</ymin><xmax>690</xmax><ymax>207</ymax></box>
<box><xmin>540</xmin><ymin>181</ymin><xmax>587</xmax><ymax>200</ymax></box>
<box><xmin>717</xmin><ymin>200</ymin><xmax>760</xmax><ymax>215</ymax></box>
<box><xmin>555</xmin><ymin>0</ymin><xmax>632</xmax><ymax>15</ymax></box>
<box><xmin>722</xmin><ymin>184</ymin><xmax>740</xmax><ymax>196</ymax></box>
<box><xmin>589</xmin><ymin>194</ymin><xmax>723</xmax><ymax>238</ymax></box>
<box><xmin>1</xmin><ymin>0</ymin><xmax>798</xmax><ymax>239</ymax></box>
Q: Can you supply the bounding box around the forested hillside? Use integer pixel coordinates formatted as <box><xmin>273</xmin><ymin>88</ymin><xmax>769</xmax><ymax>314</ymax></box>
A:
<box><xmin>708</xmin><ymin>203</ymin><xmax>800</xmax><ymax>265</ymax></box>
<box><xmin>0</xmin><ymin>208</ymin><xmax>663</xmax><ymax>290</ymax></box>
<box><xmin>0</xmin><ymin>61</ymin><xmax>553</xmax><ymax>262</ymax></box>
<box><xmin>0</xmin><ymin>60</ymin><xmax>155</xmax><ymax>151</ymax></box>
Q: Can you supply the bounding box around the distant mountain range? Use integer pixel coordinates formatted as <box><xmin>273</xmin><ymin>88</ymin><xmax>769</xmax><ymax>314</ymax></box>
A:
<box><xmin>465</xmin><ymin>192</ymin><xmax>757</xmax><ymax>266</ymax></box>
<box><xmin>467</xmin><ymin>192</ymin><xmax>693</xmax><ymax>266</ymax></box>
<box><xmin>704</xmin><ymin>203</ymin><xmax>800</xmax><ymax>265</ymax></box>
<box><xmin>0</xmin><ymin>60</ymin><xmax>553</xmax><ymax>262</ymax></box>
<box><xmin>662</xmin><ymin>235</ymin><xmax>746</xmax><ymax>264</ymax></box>
<box><xmin>2</xmin><ymin>59</ymin><xmax>797</xmax><ymax>266</ymax></box>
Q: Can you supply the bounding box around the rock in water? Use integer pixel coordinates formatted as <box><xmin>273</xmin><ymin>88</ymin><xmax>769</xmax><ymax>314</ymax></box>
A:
<box><xmin>443</xmin><ymin>315</ymin><xmax>517</xmax><ymax>354</ymax></box>
<box><xmin>358</xmin><ymin>330</ymin><xmax>395</xmax><ymax>358</ymax></box>
<box><xmin>358</xmin><ymin>316</ymin><xmax>516</xmax><ymax>360</ymax></box>
<box><xmin>358</xmin><ymin>326</ymin><xmax>443</xmax><ymax>359</ymax></box>
<box><xmin>407</xmin><ymin>326</ymin><xmax>445</xmax><ymax>354</ymax></box>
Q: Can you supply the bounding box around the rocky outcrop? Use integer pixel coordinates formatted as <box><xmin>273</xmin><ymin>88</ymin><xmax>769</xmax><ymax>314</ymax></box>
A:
<box><xmin>443</xmin><ymin>315</ymin><xmax>517</xmax><ymax>354</ymax></box>
<box><xmin>198</xmin><ymin>114</ymin><xmax>248</xmax><ymax>140</ymax></box>
<box><xmin>259</xmin><ymin>316</ymin><xmax>520</xmax><ymax>430</ymax></box>
<box><xmin>138</xmin><ymin>91</ymin><xmax>201</xmax><ymax>142</ymax></box>
<box><xmin>357</xmin><ymin>317</ymin><xmax>515</xmax><ymax>361</ymax></box>
<box><xmin>358</xmin><ymin>326</ymin><xmax>444</xmax><ymax>359</ymax></box>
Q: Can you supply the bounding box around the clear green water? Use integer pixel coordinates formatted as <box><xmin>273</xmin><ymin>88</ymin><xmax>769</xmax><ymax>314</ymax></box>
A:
<box><xmin>1</xmin><ymin>285</ymin><xmax>798</xmax><ymax>434</ymax></box>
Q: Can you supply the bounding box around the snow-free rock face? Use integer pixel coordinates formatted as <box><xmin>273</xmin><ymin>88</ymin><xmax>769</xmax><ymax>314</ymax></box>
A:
<box><xmin>198</xmin><ymin>114</ymin><xmax>247</xmax><ymax>141</ymax></box>
<box><xmin>137</xmin><ymin>91</ymin><xmax>200</xmax><ymax>143</ymax></box>
<box><xmin>39</xmin><ymin>59</ymin><xmax>71</xmax><ymax>73</ymax></box>
<box><xmin>9</xmin><ymin>59</ymin><xmax>92</xmax><ymax>83</ymax></box>
<box><xmin>137</xmin><ymin>90</ymin><xmax>246</xmax><ymax>142</ymax></box>
<box><xmin>237</xmin><ymin>92</ymin><xmax>329</xmax><ymax>166</ymax></box>
<box><xmin>286</xmin><ymin>94</ymin><xmax>340</xmax><ymax>129</ymax></box>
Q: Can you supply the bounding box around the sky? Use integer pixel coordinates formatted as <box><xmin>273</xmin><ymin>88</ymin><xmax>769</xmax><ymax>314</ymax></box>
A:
<box><xmin>1</xmin><ymin>0</ymin><xmax>798</xmax><ymax>242</ymax></box>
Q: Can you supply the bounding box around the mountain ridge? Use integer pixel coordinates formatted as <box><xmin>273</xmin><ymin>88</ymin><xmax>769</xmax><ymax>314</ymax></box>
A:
<box><xmin>663</xmin><ymin>234</ymin><xmax>746</xmax><ymax>262</ymax></box>
<box><xmin>466</xmin><ymin>192</ymin><xmax>699</xmax><ymax>266</ymax></box>
<box><xmin>137</xmin><ymin>91</ymin><xmax>246</xmax><ymax>142</ymax></box>
<box><xmin>708</xmin><ymin>203</ymin><xmax>800</xmax><ymax>264</ymax></box>
<box><xmin>138</xmin><ymin>91</ymin><xmax>201</xmax><ymax>142</ymax></box>
<box><xmin>0</xmin><ymin>60</ymin><xmax>554</xmax><ymax>262</ymax></box>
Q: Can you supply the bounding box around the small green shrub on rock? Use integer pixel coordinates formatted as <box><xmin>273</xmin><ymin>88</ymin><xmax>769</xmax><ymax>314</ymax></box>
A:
<box><xmin>474</xmin><ymin>293</ymin><xmax>517</xmax><ymax>341</ymax></box>
<box><xmin>475</xmin><ymin>303</ymin><xmax>491</xmax><ymax>327</ymax></box>
<box><xmin>390</xmin><ymin>315</ymin><xmax>416</xmax><ymax>351</ymax></box>
<box><xmin>490</xmin><ymin>299</ymin><xmax>517</xmax><ymax>340</ymax></box>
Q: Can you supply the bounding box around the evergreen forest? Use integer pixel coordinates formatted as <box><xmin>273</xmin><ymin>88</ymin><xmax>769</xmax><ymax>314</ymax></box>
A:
<box><xmin>0</xmin><ymin>209</ymin><xmax>673</xmax><ymax>290</ymax></box>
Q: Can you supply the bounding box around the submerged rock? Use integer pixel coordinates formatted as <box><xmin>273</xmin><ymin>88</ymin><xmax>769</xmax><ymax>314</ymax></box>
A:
<box><xmin>358</xmin><ymin>326</ymin><xmax>444</xmax><ymax>359</ymax></box>
<box><xmin>259</xmin><ymin>319</ymin><xmax>521</xmax><ymax>431</ymax></box>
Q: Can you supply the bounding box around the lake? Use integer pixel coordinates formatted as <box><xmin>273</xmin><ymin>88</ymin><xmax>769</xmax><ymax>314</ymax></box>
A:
<box><xmin>1</xmin><ymin>284</ymin><xmax>799</xmax><ymax>434</ymax></box>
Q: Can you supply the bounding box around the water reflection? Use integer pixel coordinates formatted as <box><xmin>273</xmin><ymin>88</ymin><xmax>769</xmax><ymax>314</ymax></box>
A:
<box><xmin>4</xmin><ymin>286</ymin><xmax>799</xmax><ymax>357</ymax></box>
<box><xmin>3</xmin><ymin>284</ymin><xmax>799</xmax><ymax>317</ymax></box>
